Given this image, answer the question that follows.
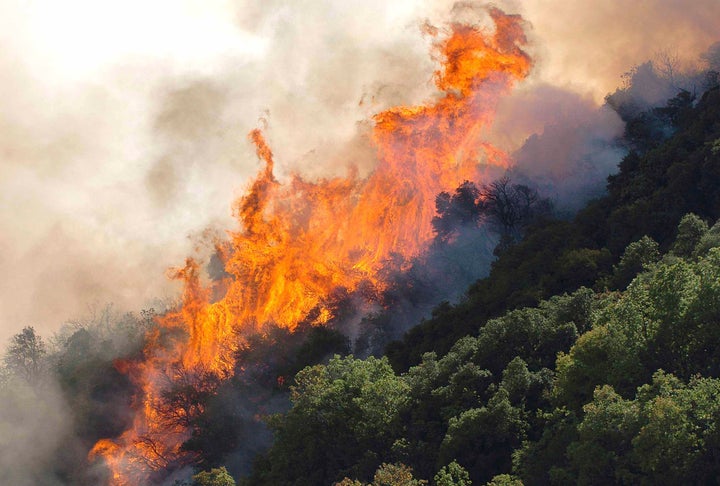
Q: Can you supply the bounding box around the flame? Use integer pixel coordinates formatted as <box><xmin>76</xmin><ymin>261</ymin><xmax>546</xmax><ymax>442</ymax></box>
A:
<box><xmin>90</xmin><ymin>7</ymin><xmax>531</xmax><ymax>484</ymax></box>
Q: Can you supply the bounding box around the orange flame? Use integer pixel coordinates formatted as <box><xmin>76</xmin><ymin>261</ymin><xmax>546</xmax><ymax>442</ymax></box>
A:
<box><xmin>90</xmin><ymin>8</ymin><xmax>531</xmax><ymax>484</ymax></box>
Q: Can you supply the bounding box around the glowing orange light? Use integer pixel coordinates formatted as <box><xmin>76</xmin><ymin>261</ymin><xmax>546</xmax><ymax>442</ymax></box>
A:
<box><xmin>90</xmin><ymin>8</ymin><xmax>531</xmax><ymax>484</ymax></box>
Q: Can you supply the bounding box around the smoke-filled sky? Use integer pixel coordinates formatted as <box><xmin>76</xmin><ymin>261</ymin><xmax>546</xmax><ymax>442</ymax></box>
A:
<box><xmin>1</xmin><ymin>0</ymin><xmax>718</xmax><ymax>344</ymax></box>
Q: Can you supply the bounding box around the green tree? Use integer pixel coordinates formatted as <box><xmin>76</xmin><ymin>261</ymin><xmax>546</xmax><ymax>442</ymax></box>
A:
<box><xmin>372</xmin><ymin>463</ymin><xmax>426</xmax><ymax>486</ymax></box>
<box><xmin>500</xmin><ymin>357</ymin><xmax>531</xmax><ymax>405</ymax></box>
<box><xmin>631</xmin><ymin>372</ymin><xmax>720</xmax><ymax>484</ymax></box>
<box><xmin>193</xmin><ymin>466</ymin><xmax>236</xmax><ymax>486</ymax></box>
<box><xmin>512</xmin><ymin>407</ymin><xmax>579</xmax><ymax>485</ymax></box>
<box><xmin>439</xmin><ymin>389</ymin><xmax>527</xmax><ymax>484</ymax></box>
<box><xmin>434</xmin><ymin>461</ymin><xmax>471</xmax><ymax>486</ymax></box>
<box><xmin>400</xmin><ymin>338</ymin><xmax>490</xmax><ymax>478</ymax></box>
<box><xmin>560</xmin><ymin>372</ymin><xmax>720</xmax><ymax>485</ymax></box>
<box><xmin>397</xmin><ymin>290</ymin><xmax>589</xmax><ymax>482</ymax></box>
<box><xmin>335</xmin><ymin>479</ymin><xmax>364</xmax><ymax>486</ymax></box>
<box><xmin>694</xmin><ymin>220</ymin><xmax>720</xmax><ymax>257</ymax></box>
<box><xmin>555</xmin><ymin>244</ymin><xmax>720</xmax><ymax>412</ymax></box>
<box><xmin>609</xmin><ymin>236</ymin><xmax>660</xmax><ymax>289</ymax></box>
<box><xmin>474</xmin><ymin>289</ymin><xmax>594</xmax><ymax>376</ymax></box>
<box><xmin>670</xmin><ymin>213</ymin><xmax>708</xmax><ymax>257</ymax></box>
<box><xmin>336</xmin><ymin>463</ymin><xmax>427</xmax><ymax>486</ymax></box>
<box><xmin>565</xmin><ymin>385</ymin><xmax>640</xmax><ymax>485</ymax></box>
<box><xmin>249</xmin><ymin>356</ymin><xmax>408</xmax><ymax>485</ymax></box>
<box><xmin>553</xmin><ymin>322</ymin><xmax>642</xmax><ymax>411</ymax></box>
<box><xmin>485</xmin><ymin>474</ymin><xmax>522</xmax><ymax>486</ymax></box>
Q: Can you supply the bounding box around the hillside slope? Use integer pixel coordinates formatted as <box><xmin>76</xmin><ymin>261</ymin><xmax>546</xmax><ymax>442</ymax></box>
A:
<box><xmin>387</xmin><ymin>86</ymin><xmax>720</xmax><ymax>371</ymax></box>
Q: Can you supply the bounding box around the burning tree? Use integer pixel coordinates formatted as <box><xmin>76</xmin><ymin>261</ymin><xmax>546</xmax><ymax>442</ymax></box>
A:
<box><xmin>89</xmin><ymin>6</ymin><xmax>534</xmax><ymax>484</ymax></box>
<box><xmin>432</xmin><ymin>176</ymin><xmax>552</xmax><ymax>248</ymax></box>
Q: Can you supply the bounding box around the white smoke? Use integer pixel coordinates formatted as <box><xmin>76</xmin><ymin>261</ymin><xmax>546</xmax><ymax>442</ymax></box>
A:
<box><xmin>0</xmin><ymin>376</ymin><xmax>72</xmax><ymax>485</ymax></box>
<box><xmin>1</xmin><ymin>0</ymin><xmax>718</xmax><ymax>346</ymax></box>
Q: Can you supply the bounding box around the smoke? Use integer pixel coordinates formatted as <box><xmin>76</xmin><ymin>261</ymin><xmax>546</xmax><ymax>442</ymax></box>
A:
<box><xmin>499</xmin><ymin>85</ymin><xmax>626</xmax><ymax>212</ymax></box>
<box><xmin>518</xmin><ymin>0</ymin><xmax>720</xmax><ymax>101</ymax></box>
<box><xmin>346</xmin><ymin>223</ymin><xmax>499</xmax><ymax>358</ymax></box>
<box><xmin>1</xmin><ymin>0</ymin><xmax>718</xmax><ymax>345</ymax></box>
<box><xmin>0</xmin><ymin>377</ymin><xmax>72</xmax><ymax>486</ymax></box>
<box><xmin>0</xmin><ymin>0</ymin><xmax>436</xmax><ymax>344</ymax></box>
<box><xmin>482</xmin><ymin>0</ymin><xmax>720</xmax><ymax>213</ymax></box>
<box><xmin>702</xmin><ymin>42</ymin><xmax>720</xmax><ymax>72</ymax></box>
<box><xmin>1</xmin><ymin>1</ymin><xmax>718</xmax><ymax>484</ymax></box>
<box><xmin>0</xmin><ymin>307</ymin><xmax>156</xmax><ymax>485</ymax></box>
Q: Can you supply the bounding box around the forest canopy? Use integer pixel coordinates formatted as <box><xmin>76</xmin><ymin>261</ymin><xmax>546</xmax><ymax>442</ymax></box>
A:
<box><xmin>3</xmin><ymin>54</ymin><xmax>720</xmax><ymax>486</ymax></box>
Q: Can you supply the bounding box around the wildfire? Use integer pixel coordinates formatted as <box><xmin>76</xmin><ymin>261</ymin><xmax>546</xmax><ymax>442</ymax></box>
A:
<box><xmin>89</xmin><ymin>7</ymin><xmax>531</xmax><ymax>484</ymax></box>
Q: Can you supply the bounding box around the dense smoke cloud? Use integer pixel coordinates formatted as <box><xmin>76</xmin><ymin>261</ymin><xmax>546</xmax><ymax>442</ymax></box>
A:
<box><xmin>0</xmin><ymin>379</ymin><xmax>71</xmax><ymax>485</ymax></box>
<box><xmin>1</xmin><ymin>0</ymin><xmax>718</xmax><ymax>345</ymax></box>
<box><xmin>498</xmin><ymin>85</ymin><xmax>626</xmax><ymax>212</ymax></box>
<box><xmin>0</xmin><ymin>0</ymin><xmax>433</xmax><ymax>343</ymax></box>
<box><xmin>518</xmin><ymin>0</ymin><xmax>720</xmax><ymax>100</ymax></box>
<box><xmin>1</xmin><ymin>2</ymin><xmax>718</xmax><ymax>485</ymax></box>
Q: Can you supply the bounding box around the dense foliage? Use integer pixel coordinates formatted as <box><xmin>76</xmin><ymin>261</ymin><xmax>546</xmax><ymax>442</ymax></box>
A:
<box><xmin>246</xmin><ymin>218</ymin><xmax>720</xmax><ymax>485</ymax></box>
<box><xmin>2</xmin><ymin>80</ymin><xmax>720</xmax><ymax>485</ymax></box>
<box><xmin>245</xmin><ymin>85</ymin><xmax>720</xmax><ymax>484</ymax></box>
<box><xmin>387</xmin><ymin>85</ymin><xmax>720</xmax><ymax>371</ymax></box>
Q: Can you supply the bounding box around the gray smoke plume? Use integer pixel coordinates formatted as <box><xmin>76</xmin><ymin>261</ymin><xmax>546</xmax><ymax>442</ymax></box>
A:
<box><xmin>0</xmin><ymin>3</ymin><xmax>719</xmax><ymax>483</ymax></box>
<box><xmin>1</xmin><ymin>0</ymin><xmax>718</xmax><ymax>345</ymax></box>
<box><xmin>505</xmin><ymin>85</ymin><xmax>626</xmax><ymax>212</ymax></box>
<box><xmin>0</xmin><ymin>377</ymin><xmax>72</xmax><ymax>485</ymax></box>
